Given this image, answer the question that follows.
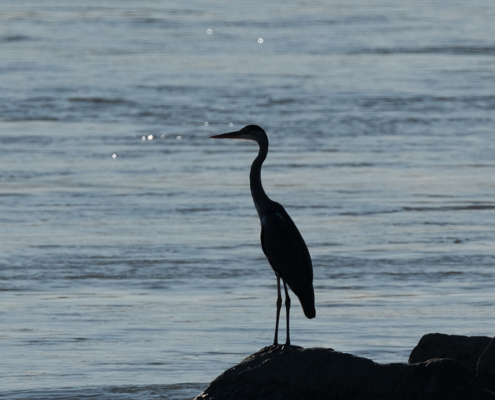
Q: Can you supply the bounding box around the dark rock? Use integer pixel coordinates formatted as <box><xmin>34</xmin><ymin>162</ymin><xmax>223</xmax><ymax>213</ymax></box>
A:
<box><xmin>478</xmin><ymin>337</ymin><xmax>495</xmax><ymax>392</ymax></box>
<box><xmin>195</xmin><ymin>345</ymin><xmax>494</xmax><ymax>400</ymax></box>
<box><xmin>409</xmin><ymin>333</ymin><xmax>492</xmax><ymax>374</ymax></box>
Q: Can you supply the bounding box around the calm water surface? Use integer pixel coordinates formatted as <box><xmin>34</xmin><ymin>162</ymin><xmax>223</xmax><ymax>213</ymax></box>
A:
<box><xmin>1</xmin><ymin>1</ymin><xmax>495</xmax><ymax>398</ymax></box>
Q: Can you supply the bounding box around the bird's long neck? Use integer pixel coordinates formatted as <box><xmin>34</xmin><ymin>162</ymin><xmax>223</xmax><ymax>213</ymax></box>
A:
<box><xmin>250</xmin><ymin>138</ymin><xmax>271</xmax><ymax>218</ymax></box>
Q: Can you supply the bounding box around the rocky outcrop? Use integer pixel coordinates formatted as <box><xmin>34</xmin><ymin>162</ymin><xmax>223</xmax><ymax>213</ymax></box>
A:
<box><xmin>195</xmin><ymin>345</ymin><xmax>494</xmax><ymax>400</ymax></box>
<box><xmin>409</xmin><ymin>333</ymin><xmax>492</xmax><ymax>374</ymax></box>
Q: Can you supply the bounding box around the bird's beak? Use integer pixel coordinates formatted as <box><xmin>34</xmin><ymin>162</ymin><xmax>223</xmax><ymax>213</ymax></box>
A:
<box><xmin>210</xmin><ymin>130</ymin><xmax>244</xmax><ymax>140</ymax></box>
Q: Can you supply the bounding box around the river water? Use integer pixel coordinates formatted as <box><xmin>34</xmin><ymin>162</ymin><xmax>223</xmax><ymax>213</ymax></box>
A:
<box><xmin>1</xmin><ymin>1</ymin><xmax>495</xmax><ymax>398</ymax></box>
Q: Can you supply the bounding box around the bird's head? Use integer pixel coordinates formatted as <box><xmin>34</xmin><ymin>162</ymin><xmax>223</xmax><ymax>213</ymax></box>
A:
<box><xmin>210</xmin><ymin>125</ymin><xmax>268</xmax><ymax>144</ymax></box>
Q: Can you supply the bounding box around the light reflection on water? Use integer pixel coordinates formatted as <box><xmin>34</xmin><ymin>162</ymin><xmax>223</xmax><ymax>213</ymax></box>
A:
<box><xmin>1</xmin><ymin>0</ymin><xmax>495</xmax><ymax>399</ymax></box>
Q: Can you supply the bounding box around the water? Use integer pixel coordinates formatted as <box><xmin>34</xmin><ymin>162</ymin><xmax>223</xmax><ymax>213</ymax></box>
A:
<box><xmin>1</xmin><ymin>1</ymin><xmax>495</xmax><ymax>398</ymax></box>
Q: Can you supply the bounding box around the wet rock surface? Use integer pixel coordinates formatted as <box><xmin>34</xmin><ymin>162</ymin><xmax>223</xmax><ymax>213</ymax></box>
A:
<box><xmin>195</xmin><ymin>344</ymin><xmax>494</xmax><ymax>400</ymax></box>
<box><xmin>478</xmin><ymin>337</ymin><xmax>495</xmax><ymax>393</ymax></box>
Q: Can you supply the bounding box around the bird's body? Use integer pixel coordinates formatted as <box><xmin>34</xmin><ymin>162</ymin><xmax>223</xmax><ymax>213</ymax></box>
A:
<box><xmin>211</xmin><ymin>124</ymin><xmax>315</xmax><ymax>346</ymax></box>
<box><xmin>260</xmin><ymin>203</ymin><xmax>315</xmax><ymax>319</ymax></box>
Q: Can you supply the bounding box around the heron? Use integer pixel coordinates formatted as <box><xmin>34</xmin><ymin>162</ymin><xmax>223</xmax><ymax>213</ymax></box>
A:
<box><xmin>210</xmin><ymin>124</ymin><xmax>315</xmax><ymax>347</ymax></box>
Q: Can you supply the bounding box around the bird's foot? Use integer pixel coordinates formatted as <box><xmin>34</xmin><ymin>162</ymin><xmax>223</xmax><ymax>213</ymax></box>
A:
<box><xmin>281</xmin><ymin>342</ymin><xmax>291</xmax><ymax>351</ymax></box>
<box><xmin>257</xmin><ymin>343</ymin><xmax>301</xmax><ymax>355</ymax></box>
<box><xmin>258</xmin><ymin>344</ymin><xmax>283</xmax><ymax>355</ymax></box>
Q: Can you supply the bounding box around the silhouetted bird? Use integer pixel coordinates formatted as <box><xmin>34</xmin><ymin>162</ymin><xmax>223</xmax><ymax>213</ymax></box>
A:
<box><xmin>211</xmin><ymin>125</ymin><xmax>315</xmax><ymax>346</ymax></box>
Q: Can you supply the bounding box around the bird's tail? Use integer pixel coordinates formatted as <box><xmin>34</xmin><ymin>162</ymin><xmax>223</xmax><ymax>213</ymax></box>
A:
<box><xmin>296</xmin><ymin>286</ymin><xmax>316</xmax><ymax>319</ymax></box>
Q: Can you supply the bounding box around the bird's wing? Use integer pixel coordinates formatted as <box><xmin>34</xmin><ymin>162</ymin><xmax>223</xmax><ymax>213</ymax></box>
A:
<box><xmin>260</xmin><ymin>207</ymin><xmax>314</xmax><ymax>317</ymax></box>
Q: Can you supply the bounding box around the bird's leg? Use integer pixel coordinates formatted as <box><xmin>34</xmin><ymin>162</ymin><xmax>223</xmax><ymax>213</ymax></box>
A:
<box><xmin>283</xmin><ymin>280</ymin><xmax>291</xmax><ymax>347</ymax></box>
<box><xmin>273</xmin><ymin>275</ymin><xmax>282</xmax><ymax>346</ymax></box>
